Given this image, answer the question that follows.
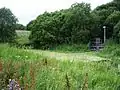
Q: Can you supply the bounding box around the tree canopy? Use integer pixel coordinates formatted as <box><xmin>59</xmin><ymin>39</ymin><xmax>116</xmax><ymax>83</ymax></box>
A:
<box><xmin>28</xmin><ymin>3</ymin><xmax>94</xmax><ymax>49</ymax></box>
<box><xmin>0</xmin><ymin>7</ymin><xmax>17</xmax><ymax>42</ymax></box>
<box><xmin>15</xmin><ymin>23</ymin><xmax>26</xmax><ymax>30</ymax></box>
<box><xmin>27</xmin><ymin>0</ymin><xmax>120</xmax><ymax>49</ymax></box>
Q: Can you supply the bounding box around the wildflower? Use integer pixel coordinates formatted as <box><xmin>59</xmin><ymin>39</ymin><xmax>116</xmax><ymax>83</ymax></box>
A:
<box><xmin>8</xmin><ymin>79</ymin><xmax>21</xmax><ymax>90</ymax></box>
<box><xmin>9</xmin><ymin>79</ymin><xmax>12</xmax><ymax>81</ymax></box>
<box><xmin>15</xmin><ymin>56</ymin><xmax>21</xmax><ymax>58</ymax></box>
<box><xmin>52</xmin><ymin>68</ymin><xmax>55</xmax><ymax>70</ymax></box>
<box><xmin>25</xmin><ymin>56</ymin><xmax>28</xmax><ymax>58</ymax></box>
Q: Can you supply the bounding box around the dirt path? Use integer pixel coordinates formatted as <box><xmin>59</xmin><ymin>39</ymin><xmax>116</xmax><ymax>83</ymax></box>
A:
<box><xmin>29</xmin><ymin>50</ymin><xmax>105</xmax><ymax>62</ymax></box>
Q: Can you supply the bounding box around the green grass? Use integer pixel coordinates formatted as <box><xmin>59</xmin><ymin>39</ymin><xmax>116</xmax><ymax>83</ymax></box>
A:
<box><xmin>0</xmin><ymin>44</ymin><xmax>41</xmax><ymax>61</ymax></box>
<box><xmin>30</xmin><ymin>49</ymin><xmax>104</xmax><ymax>62</ymax></box>
<box><xmin>15</xmin><ymin>30</ymin><xmax>31</xmax><ymax>45</ymax></box>
<box><xmin>52</xmin><ymin>44</ymin><xmax>89</xmax><ymax>53</ymax></box>
<box><xmin>96</xmin><ymin>40</ymin><xmax>120</xmax><ymax>64</ymax></box>
<box><xmin>0</xmin><ymin>44</ymin><xmax>120</xmax><ymax>90</ymax></box>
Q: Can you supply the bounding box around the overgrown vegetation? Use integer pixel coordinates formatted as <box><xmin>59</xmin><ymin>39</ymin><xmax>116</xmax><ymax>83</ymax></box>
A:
<box><xmin>0</xmin><ymin>0</ymin><xmax>120</xmax><ymax>90</ymax></box>
<box><xmin>97</xmin><ymin>39</ymin><xmax>120</xmax><ymax>64</ymax></box>
<box><xmin>27</xmin><ymin>0</ymin><xmax>120</xmax><ymax>49</ymax></box>
<box><xmin>28</xmin><ymin>3</ymin><xmax>94</xmax><ymax>49</ymax></box>
<box><xmin>0</xmin><ymin>44</ymin><xmax>120</xmax><ymax>90</ymax></box>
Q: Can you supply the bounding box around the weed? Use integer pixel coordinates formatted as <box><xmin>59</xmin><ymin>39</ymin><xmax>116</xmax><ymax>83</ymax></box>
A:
<box><xmin>65</xmin><ymin>73</ymin><xmax>70</xmax><ymax>90</ymax></box>
<box><xmin>0</xmin><ymin>44</ymin><xmax>120</xmax><ymax>90</ymax></box>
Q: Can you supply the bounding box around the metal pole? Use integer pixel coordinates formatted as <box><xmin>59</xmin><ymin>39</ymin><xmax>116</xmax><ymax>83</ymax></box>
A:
<box><xmin>104</xmin><ymin>28</ymin><xmax>106</xmax><ymax>43</ymax></box>
<box><xmin>103</xmin><ymin>26</ymin><xmax>106</xmax><ymax>43</ymax></box>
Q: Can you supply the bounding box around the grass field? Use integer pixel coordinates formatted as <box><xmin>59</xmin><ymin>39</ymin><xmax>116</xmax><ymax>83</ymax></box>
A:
<box><xmin>0</xmin><ymin>44</ymin><xmax>120</xmax><ymax>90</ymax></box>
<box><xmin>15</xmin><ymin>30</ymin><xmax>31</xmax><ymax>45</ymax></box>
<box><xmin>30</xmin><ymin>50</ymin><xmax>105</xmax><ymax>62</ymax></box>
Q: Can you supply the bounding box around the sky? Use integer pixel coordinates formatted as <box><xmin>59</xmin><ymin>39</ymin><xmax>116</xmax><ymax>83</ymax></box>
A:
<box><xmin>0</xmin><ymin>0</ymin><xmax>112</xmax><ymax>25</ymax></box>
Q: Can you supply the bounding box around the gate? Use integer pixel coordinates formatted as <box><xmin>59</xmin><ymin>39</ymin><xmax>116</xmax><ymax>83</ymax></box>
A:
<box><xmin>89</xmin><ymin>38</ymin><xmax>104</xmax><ymax>51</ymax></box>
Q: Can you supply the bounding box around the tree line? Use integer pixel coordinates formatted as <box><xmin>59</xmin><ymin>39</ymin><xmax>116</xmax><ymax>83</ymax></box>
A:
<box><xmin>27</xmin><ymin>0</ymin><xmax>120</xmax><ymax>49</ymax></box>
<box><xmin>0</xmin><ymin>0</ymin><xmax>120</xmax><ymax>49</ymax></box>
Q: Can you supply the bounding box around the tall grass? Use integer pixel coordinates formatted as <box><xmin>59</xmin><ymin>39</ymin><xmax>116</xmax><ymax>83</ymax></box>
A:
<box><xmin>0</xmin><ymin>44</ymin><xmax>41</xmax><ymax>61</ymax></box>
<box><xmin>52</xmin><ymin>44</ymin><xmax>89</xmax><ymax>53</ymax></box>
<box><xmin>0</xmin><ymin>44</ymin><xmax>120</xmax><ymax>90</ymax></box>
<box><xmin>97</xmin><ymin>39</ymin><xmax>120</xmax><ymax>64</ymax></box>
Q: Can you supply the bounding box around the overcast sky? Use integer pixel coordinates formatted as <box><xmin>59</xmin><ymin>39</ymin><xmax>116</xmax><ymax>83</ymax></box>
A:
<box><xmin>0</xmin><ymin>0</ymin><xmax>112</xmax><ymax>25</ymax></box>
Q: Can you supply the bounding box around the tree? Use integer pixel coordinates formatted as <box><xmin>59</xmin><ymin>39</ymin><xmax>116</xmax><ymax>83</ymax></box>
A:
<box><xmin>15</xmin><ymin>24</ymin><xmax>26</xmax><ymax>30</ymax></box>
<box><xmin>104</xmin><ymin>11</ymin><xmax>120</xmax><ymax>38</ymax></box>
<box><xmin>95</xmin><ymin>2</ymin><xmax>118</xmax><ymax>11</ymax></box>
<box><xmin>0</xmin><ymin>7</ymin><xmax>17</xmax><ymax>42</ymax></box>
<box><xmin>61</xmin><ymin>3</ymin><xmax>92</xmax><ymax>44</ymax></box>
<box><xmin>113</xmin><ymin>20</ymin><xmax>120</xmax><ymax>43</ymax></box>
<box><xmin>112</xmin><ymin>0</ymin><xmax>120</xmax><ymax>11</ymax></box>
<box><xmin>26</xmin><ymin>20</ymin><xmax>35</xmax><ymax>31</ymax></box>
<box><xmin>29</xmin><ymin>3</ymin><xmax>94</xmax><ymax>49</ymax></box>
<box><xmin>29</xmin><ymin>12</ymin><xmax>58</xmax><ymax>49</ymax></box>
<box><xmin>91</xmin><ymin>9</ymin><xmax>114</xmax><ymax>39</ymax></box>
<box><xmin>91</xmin><ymin>0</ymin><xmax>119</xmax><ymax>40</ymax></box>
<box><xmin>105</xmin><ymin>11</ymin><xmax>120</xmax><ymax>26</ymax></box>
<box><xmin>114</xmin><ymin>0</ymin><xmax>120</xmax><ymax>4</ymax></box>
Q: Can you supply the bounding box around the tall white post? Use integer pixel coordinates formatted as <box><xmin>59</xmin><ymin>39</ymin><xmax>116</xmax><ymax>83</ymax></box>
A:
<box><xmin>103</xmin><ymin>26</ymin><xmax>106</xmax><ymax>43</ymax></box>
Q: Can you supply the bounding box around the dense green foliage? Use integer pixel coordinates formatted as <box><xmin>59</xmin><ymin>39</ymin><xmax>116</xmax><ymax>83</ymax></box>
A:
<box><xmin>15</xmin><ymin>24</ymin><xmax>26</xmax><ymax>30</ymax></box>
<box><xmin>26</xmin><ymin>20</ymin><xmax>35</xmax><ymax>31</ymax></box>
<box><xmin>0</xmin><ymin>44</ymin><xmax>120</xmax><ymax>90</ymax></box>
<box><xmin>27</xmin><ymin>0</ymin><xmax>120</xmax><ymax>49</ymax></box>
<box><xmin>97</xmin><ymin>39</ymin><xmax>120</xmax><ymax>65</ymax></box>
<box><xmin>1</xmin><ymin>1</ymin><xmax>120</xmax><ymax>89</ymax></box>
<box><xmin>113</xmin><ymin>21</ymin><xmax>120</xmax><ymax>43</ymax></box>
<box><xmin>29</xmin><ymin>3</ymin><xmax>93</xmax><ymax>49</ymax></box>
<box><xmin>0</xmin><ymin>7</ymin><xmax>17</xmax><ymax>43</ymax></box>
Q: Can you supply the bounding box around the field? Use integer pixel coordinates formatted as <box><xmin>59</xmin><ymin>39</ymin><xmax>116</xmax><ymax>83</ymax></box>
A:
<box><xmin>1</xmin><ymin>0</ymin><xmax>120</xmax><ymax>89</ymax></box>
<box><xmin>16</xmin><ymin>30</ymin><xmax>31</xmax><ymax>45</ymax></box>
<box><xmin>0</xmin><ymin>43</ymin><xmax>120</xmax><ymax>90</ymax></box>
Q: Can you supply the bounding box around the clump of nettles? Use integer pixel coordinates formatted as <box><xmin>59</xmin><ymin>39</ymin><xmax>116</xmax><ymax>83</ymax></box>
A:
<box><xmin>8</xmin><ymin>79</ymin><xmax>21</xmax><ymax>90</ymax></box>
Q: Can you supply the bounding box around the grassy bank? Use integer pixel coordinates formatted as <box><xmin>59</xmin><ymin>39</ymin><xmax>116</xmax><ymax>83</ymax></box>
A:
<box><xmin>0</xmin><ymin>44</ymin><xmax>120</xmax><ymax>90</ymax></box>
<box><xmin>97</xmin><ymin>40</ymin><xmax>120</xmax><ymax>64</ymax></box>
